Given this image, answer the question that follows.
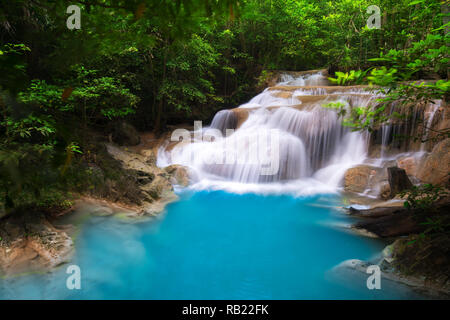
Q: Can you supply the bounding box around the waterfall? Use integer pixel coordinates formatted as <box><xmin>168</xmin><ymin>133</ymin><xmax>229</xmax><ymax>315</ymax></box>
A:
<box><xmin>276</xmin><ymin>72</ymin><xmax>329</xmax><ymax>86</ymax></box>
<box><xmin>210</xmin><ymin>110</ymin><xmax>237</xmax><ymax>135</ymax></box>
<box><xmin>420</xmin><ymin>101</ymin><xmax>441</xmax><ymax>151</ymax></box>
<box><xmin>377</xmin><ymin>99</ymin><xmax>443</xmax><ymax>156</ymax></box>
<box><xmin>380</xmin><ymin>124</ymin><xmax>392</xmax><ymax>158</ymax></box>
<box><xmin>158</xmin><ymin>71</ymin><xmax>372</xmax><ymax>195</ymax></box>
<box><xmin>266</xmin><ymin>106</ymin><xmax>348</xmax><ymax>171</ymax></box>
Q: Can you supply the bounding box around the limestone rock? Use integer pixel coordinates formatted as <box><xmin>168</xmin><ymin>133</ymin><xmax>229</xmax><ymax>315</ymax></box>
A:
<box><xmin>230</xmin><ymin>108</ymin><xmax>249</xmax><ymax>129</ymax></box>
<box><xmin>354</xmin><ymin>210</ymin><xmax>421</xmax><ymax>238</ymax></box>
<box><xmin>141</xmin><ymin>149</ymin><xmax>157</xmax><ymax>165</ymax></box>
<box><xmin>105</xmin><ymin>143</ymin><xmax>178</xmax><ymax>216</ymax></box>
<box><xmin>368</xmin><ymin>145</ymin><xmax>382</xmax><ymax>158</ymax></box>
<box><xmin>136</xmin><ymin>170</ymin><xmax>155</xmax><ymax>185</ymax></box>
<box><xmin>272</xmin><ymin>91</ymin><xmax>293</xmax><ymax>99</ymax></box>
<box><xmin>397</xmin><ymin>155</ymin><xmax>422</xmax><ymax>177</ymax></box>
<box><xmin>417</xmin><ymin>138</ymin><xmax>450</xmax><ymax>186</ymax></box>
<box><xmin>164</xmin><ymin>165</ymin><xmax>190</xmax><ymax>187</ymax></box>
<box><xmin>142</xmin><ymin>175</ymin><xmax>173</xmax><ymax>200</ymax></box>
<box><xmin>0</xmin><ymin>213</ymin><xmax>73</xmax><ymax>276</ymax></box>
<box><xmin>344</xmin><ymin>165</ymin><xmax>376</xmax><ymax>193</ymax></box>
<box><xmin>378</xmin><ymin>182</ymin><xmax>391</xmax><ymax>200</ymax></box>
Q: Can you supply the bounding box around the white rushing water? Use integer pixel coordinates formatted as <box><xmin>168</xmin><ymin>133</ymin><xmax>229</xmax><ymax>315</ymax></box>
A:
<box><xmin>158</xmin><ymin>72</ymin><xmax>375</xmax><ymax>195</ymax></box>
<box><xmin>420</xmin><ymin>100</ymin><xmax>441</xmax><ymax>151</ymax></box>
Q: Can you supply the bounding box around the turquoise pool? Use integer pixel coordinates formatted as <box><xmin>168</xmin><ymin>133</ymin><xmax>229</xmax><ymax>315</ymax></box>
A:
<box><xmin>0</xmin><ymin>191</ymin><xmax>423</xmax><ymax>299</ymax></box>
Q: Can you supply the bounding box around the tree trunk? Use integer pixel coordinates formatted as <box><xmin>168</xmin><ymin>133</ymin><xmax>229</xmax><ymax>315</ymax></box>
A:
<box><xmin>388</xmin><ymin>167</ymin><xmax>413</xmax><ymax>197</ymax></box>
<box><xmin>154</xmin><ymin>46</ymin><xmax>168</xmax><ymax>133</ymax></box>
<box><xmin>442</xmin><ymin>3</ymin><xmax>449</xmax><ymax>79</ymax></box>
<box><xmin>0</xmin><ymin>95</ymin><xmax>8</xmax><ymax>140</ymax></box>
<box><xmin>82</xmin><ymin>99</ymin><xmax>87</xmax><ymax>148</ymax></box>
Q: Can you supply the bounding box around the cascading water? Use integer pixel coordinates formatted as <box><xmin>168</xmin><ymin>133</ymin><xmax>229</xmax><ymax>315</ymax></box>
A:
<box><xmin>276</xmin><ymin>71</ymin><xmax>330</xmax><ymax>86</ymax></box>
<box><xmin>158</xmin><ymin>71</ymin><xmax>375</xmax><ymax>195</ymax></box>
<box><xmin>210</xmin><ymin>109</ymin><xmax>238</xmax><ymax>135</ymax></box>
<box><xmin>420</xmin><ymin>101</ymin><xmax>442</xmax><ymax>151</ymax></box>
<box><xmin>376</xmin><ymin>98</ymin><xmax>444</xmax><ymax>161</ymax></box>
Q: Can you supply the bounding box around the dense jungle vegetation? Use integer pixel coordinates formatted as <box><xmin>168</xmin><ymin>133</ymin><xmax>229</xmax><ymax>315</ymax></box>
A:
<box><xmin>0</xmin><ymin>0</ymin><xmax>448</xmax><ymax>213</ymax></box>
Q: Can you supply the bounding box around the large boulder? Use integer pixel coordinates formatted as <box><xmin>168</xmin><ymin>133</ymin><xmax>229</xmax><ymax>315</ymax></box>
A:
<box><xmin>164</xmin><ymin>165</ymin><xmax>190</xmax><ymax>187</ymax></box>
<box><xmin>112</xmin><ymin>122</ymin><xmax>141</xmax><ymax>146</ymax></box>
<box><xmin>0</xmin><ymin>213</ymin><xmax>73</xmax><ymax>276</ymax></box>
<box><xmin>397</xmin><ymin>155</ymin><xmax>423</xmax><ymax>177</ymax></box>
<box><xmin>351</xmin><ymin>206</ymin><xmax>423</xmax><ymax>238</ymax></box>
<box><xmin>417</xmin><ymin>138</ymin><xmax>450</xmax><ymax>186</ymax></box>
<box><xmin>344</xmin><ymin>165</ymin><xmax>377</xmax><ymax>193</ymax></box>
<box><xmin>105</xmin><ymin>143</ymin><xmax>177</xmax><ymax>215</ymax></box>
<box><xmin>141</xmin><ymin>175</ymin><xmax>173</xmax><ymax>200</ymax></box>
<box><xmin>387</xmin><ymin>167</ymin><xmax>413</xmax><ymax>197</ymax></box>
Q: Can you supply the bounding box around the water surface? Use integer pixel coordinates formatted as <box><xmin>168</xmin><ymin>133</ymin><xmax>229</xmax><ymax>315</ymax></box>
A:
<box><xmin>0</xmin><ymin>191</ymin><xmax>422</xmax><ymax>299</ymax></box>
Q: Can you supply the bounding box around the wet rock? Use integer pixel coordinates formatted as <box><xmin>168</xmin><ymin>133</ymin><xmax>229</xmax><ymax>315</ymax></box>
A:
<box><xmin>164</xmin><ymin>165</ymin><xmax>190</xmax><ymax>187</ymax></box>
<box><xmin>141</xmin><ymin>176</ymin><xmax>173</xmax><ymax>200</ymax></box>
<box><xmin>230</xmin><ymin>109</ymin><xmax>249</xmax><ymax>129</ymax></box>
<box><xmin>378</xmin><ymin>182</ymin><xmax>391</xmax><ymax>200</ymax></box>
<box><xmin>389</xmin><ymin>235</ymin><xmax>450</xmax><ymax>294</ymax></box>
<box><xmin>351</xmin><ymin>199</ymin><xmax>450</xmax><ymax>239</ymax></box>
<box><xmin>339</xmin><ymin>248</ymin><xmax>450</xmax><ymax>298</ymax></box>
<box><xmin>348</xmin><ymin>206</ymin><xmax>402</xmax><ymax>218</ymax></box>
<box><xmin>272</xmin><ymin>91</ymin><xmax>293</xmax><ymax>99</ymax></box>
<box><xmin>397</xmin><ymin>155</ymin><xmax>422</xmax><ymax>177</ymax></box>
<box><xmin>0</xmin><ymin>213</ymin><xmax>73</xmax><ymax>276</ymax></box>
<box><xmin>388</xmin><ymin>167</ymin><xmax>413</xmax><ymax>197</ymax></box>
<box><xmin>136</xmin><ymin>171</ymin><xmax>155</xmax><ymax>185</ymax></box>
<box><xmin>105</xmin><ymin>143</ymin><xmax>178</xmax><ymax>216</ymax></box>
<box><xmin>112</xmin><ymin>122</ymin><xmax>141</xmax><ymax>146</ymax></box>
<box><xmin>368</xmin><ymin>145</ymin><xmax>382</xmax><ymax>158</ymax></box>
<box><xmin>141</xmin><ymin>149</ymin><xmax>157</xmax><ymax>165</ymax></box>
<box><xmin>354</xmin><ymin>210</ymin><xmax>421</xmax><ymax>238</ymax></box>
<box><xmin>417</xmin><ymin>138</ymin><xmax>450</xmax><ymax>186</ymax></box>
<box><xmin>344</xmin><ymin>165</ymin><xmax>377</xmax><ymax>193</ymax></box>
